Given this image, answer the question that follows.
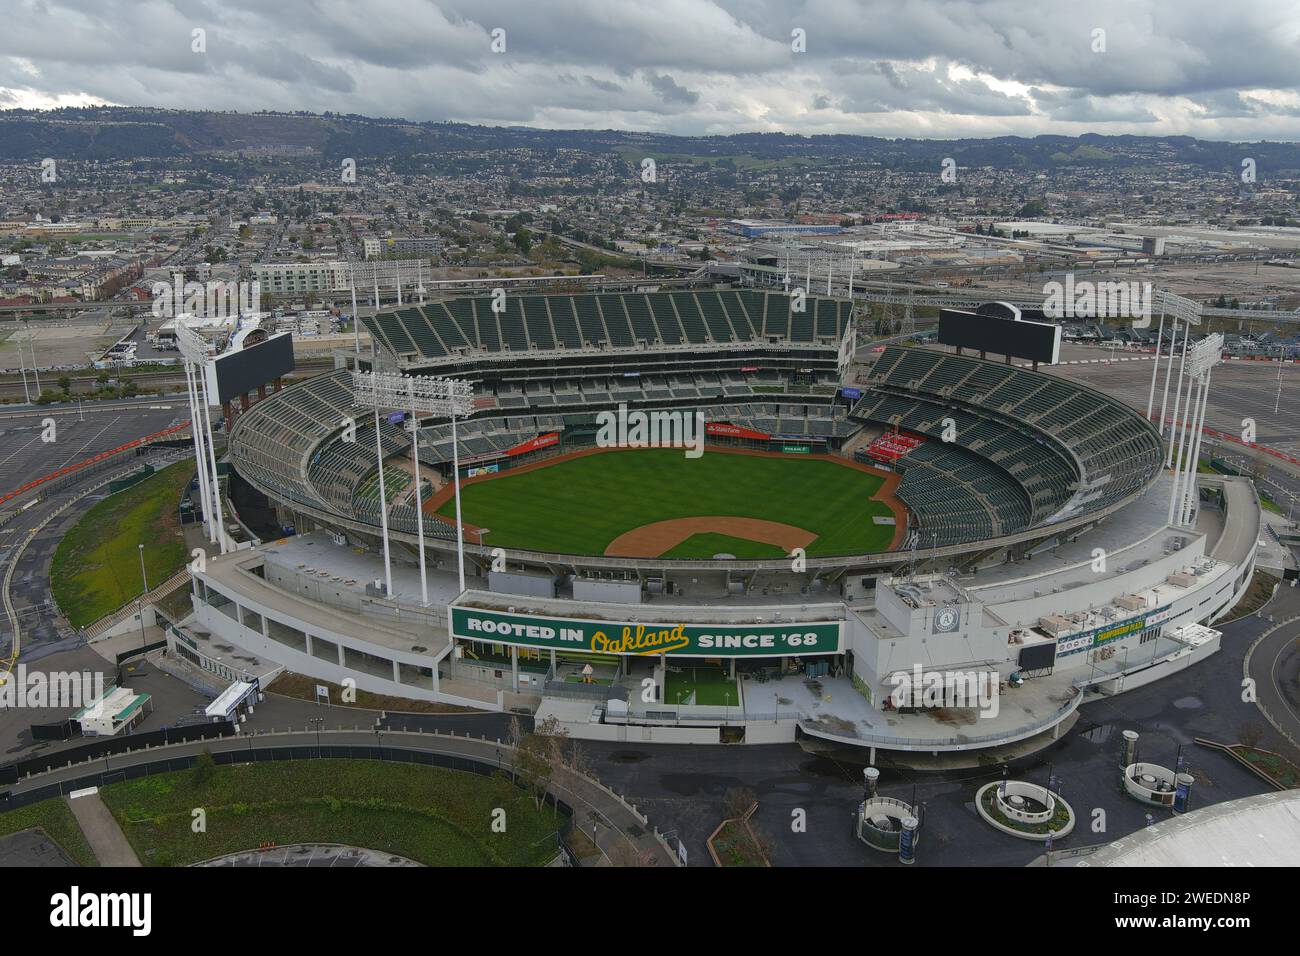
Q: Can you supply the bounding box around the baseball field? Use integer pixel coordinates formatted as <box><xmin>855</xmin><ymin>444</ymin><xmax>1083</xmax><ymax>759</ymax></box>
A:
<box><xmin>432</xmin><ymin>447</ymin><xmax>904</xmax><ymax>558</ymax></box>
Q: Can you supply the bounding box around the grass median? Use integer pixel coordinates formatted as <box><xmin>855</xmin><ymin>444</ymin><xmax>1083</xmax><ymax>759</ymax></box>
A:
<box><xmin>50</xmin><ymin>460</ymin><xmax>192</xmax><ymax>627</ymax></box>
<box><xmin>0</xmin><ymin>798</ymin><xmax>98</xmax><ymax>866</ymax></box>
<box><xmin>99</xmin><ymin>758</ymin><xmax>564</xmax><ymax>866</ymax></box>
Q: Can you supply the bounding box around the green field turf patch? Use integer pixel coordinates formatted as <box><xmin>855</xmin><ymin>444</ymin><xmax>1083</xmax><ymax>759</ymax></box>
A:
<box><xmin>0</xmin><ymin>798</ymin><xmax>99</xmax><ymax>866</ymax></box>
<box><xmin>439</xmin><ymin>449</ymin><xmax>897</xmax><ymax>557</ymax></box>
<box><xmin>661</xmin><ymin>532</ymin><xmax>787</xmax><ymax>560</ymax></box>
<box><xmin>50</xmin><ymin>460</ymin><xmax>193</xmax><ymax>627</ymax></box>
<box><xmin>665</xmin><ymin>666</ymin><xmax>739</xmax><ymax>707</ymax></box>
<box><xmin>99</xmin><ymin>759</ymin><xmax>562</xmax><ymax>867</ymax></box>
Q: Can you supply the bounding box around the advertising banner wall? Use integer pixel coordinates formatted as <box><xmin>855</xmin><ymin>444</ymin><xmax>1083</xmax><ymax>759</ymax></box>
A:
<box><xmin>451</xmin><ymin>606</ymin><xmax>842</xmax><ymax>658</ymax></box>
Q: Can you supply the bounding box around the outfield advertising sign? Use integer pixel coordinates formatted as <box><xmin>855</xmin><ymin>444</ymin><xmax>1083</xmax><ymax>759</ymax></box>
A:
<box><xmin>1056</xmin><ymin>607</ymin><xmax>1171</xmax><ymax>657</ymax></box>
<box><xmin>451</xmin><ymin>606</ymin><xmax>841</xmax><ymax>658</ymax></box>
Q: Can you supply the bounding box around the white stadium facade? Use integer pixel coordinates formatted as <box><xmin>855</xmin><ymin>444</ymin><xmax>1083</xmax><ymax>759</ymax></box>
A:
<box><xmin>174</xmin><ymin>287</ymin><xmax>1259</xmax><ymax>756</ymax></box>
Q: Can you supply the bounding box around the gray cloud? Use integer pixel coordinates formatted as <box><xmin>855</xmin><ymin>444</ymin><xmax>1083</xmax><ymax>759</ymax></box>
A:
<box><xmin>0</xmin><ymin>0</ymin><xmax>1297</xmax><ymax>139</ymax></box>
<box><xmin>644</xmin><ymin>71</ymin><xmax>699</xmax><ymax>106</ymax></box>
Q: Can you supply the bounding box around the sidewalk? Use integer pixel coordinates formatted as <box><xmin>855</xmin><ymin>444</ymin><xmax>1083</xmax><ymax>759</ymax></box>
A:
<box><xmin>65</xmin><ymin>790</ymin><xmax>141</xmax><ymax>867</ymax></box>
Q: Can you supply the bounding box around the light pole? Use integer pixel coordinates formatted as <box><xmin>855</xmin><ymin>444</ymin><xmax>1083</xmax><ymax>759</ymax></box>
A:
<box><xmin>138</xmin><ymin>543</ymin><xmax>149</xmax><ymax>594</ymax></box>
<box><xmin>25</xmin><ymin>321</ymin><xmax>41</xmax><ymax>395</ymax></box>
<box><xmin>351</xmin><ymin>369</ymin><xmax>474</xmax><ymax>601</ymax></box>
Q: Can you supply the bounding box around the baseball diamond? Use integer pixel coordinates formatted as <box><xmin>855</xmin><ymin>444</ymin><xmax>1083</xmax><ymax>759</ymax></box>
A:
<box><xmin>429</xmin><ymin>446</ymin><xmax>905</xmax><ymax>558</ymax></box>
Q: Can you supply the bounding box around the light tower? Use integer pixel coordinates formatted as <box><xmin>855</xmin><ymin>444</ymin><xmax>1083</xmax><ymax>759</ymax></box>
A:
<box><xmin>1167</xmin><ymin>333</ymin><xmax>1222</xmax><ymax>529</ymax></box>
<box><xmin>175</xmin><ymin>321</ymin><xmax>229</xmax><ymax>554</ymax></box>
<box><xmin>351</xmin><ymin>369</ymin><xmax>474</xmax><ymax>602</ymax></box>
<box><xmin>1146</xmin><ymin>291</ymin><xmax>1202</xmax><ymax>453</ymax></box>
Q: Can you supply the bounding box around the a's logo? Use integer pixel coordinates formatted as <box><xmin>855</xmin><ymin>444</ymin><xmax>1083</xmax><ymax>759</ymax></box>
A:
<box><xmin>50</xmin><ymin>886</ymin><xmax>151</xmax><ymax>936</ymax></box>
<box><xmin>934</xmin><ymin>608</ymin><xmax>959</xmax><ymax>633</ymax></box>
<box><xmin>591</xmin><ymin>623</ymin><xmax>690</xmax><ymax>655</ymax></box>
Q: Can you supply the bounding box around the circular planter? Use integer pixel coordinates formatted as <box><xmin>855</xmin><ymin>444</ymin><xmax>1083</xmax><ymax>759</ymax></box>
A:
<box><xmin>855</xmin><ymin>796</ymin><xmax>919</xmax><ymax>852</ymax></box>
<box><xmin>1122</xmin><ymin>762</ymin><xmax>1178</xmax><ymax>807</ymax></box>
<box><xmin>975</xmin><ymin>781</ymin><xmax>1075</xmax><ymax>841</ymax></box>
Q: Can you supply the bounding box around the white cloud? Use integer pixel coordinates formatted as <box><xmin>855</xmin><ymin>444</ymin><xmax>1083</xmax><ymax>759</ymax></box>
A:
<box><xmin>0</xmin><ymin>0</ymin><xmax>1297</xmax><ymax>139</ymax></box>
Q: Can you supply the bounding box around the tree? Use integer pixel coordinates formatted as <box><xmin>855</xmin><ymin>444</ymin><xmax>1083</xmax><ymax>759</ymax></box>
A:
<box><xmin>57</xmin><ymin>376</ymin><xmax>71</xmax><ymax>393</ymax></box>
<box><xmin>192</xmin><ymin>749</ymin><xmax>216</xmax><ymax>787</ymax></box>
<box><xmin>513</xmin><ymin>227</ymin><xmax>533</xmax><ymax>255</ymax></box>
<box><xmin>515</xmin><ymin>730</ymin><xmax>555</xmax><ymax>811</ymax></box>
<box><xmin>506</xmin><ymin>714</ymin><xmax>525</xmax><ymax>783</ymax></box>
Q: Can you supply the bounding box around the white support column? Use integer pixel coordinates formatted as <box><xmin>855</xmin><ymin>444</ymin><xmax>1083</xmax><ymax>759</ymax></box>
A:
<box><xmin>184</xmin><ymin>361</ymin><xmax>216</xmax><ymax>543</ymax></box>
<box><xmin>409</xmin><ymin>379</ymin><xmax>428</xmax><ymax>606</ymax></box>
<box><xmin>27</xmin><ymin>323</ymin><xmax>41</xmax><ymax>394</ymax></box>
<box><xmin>1168</xmin><ymin>373</ymin><xmax>1199</xmax><ymax>527</ymax></box>
<box><xmin>372</xmin><ymin>367</ymin><xmax>393</xmax><ymax>599</ymax></box>
<box><xmin>1165</xmin><ymin>325</ymin><xmax>1191</xmax><ymax>467</ymax></box>
<box><xmin>451</xmin><ymin>412</ymin><xmax>466</xmax><ymax>595</ymax></box>
<box><xmin>1177</xmin><ymin>377</ymin><xmax>1203</xmax><ymax>526</ymax></box>
<box><xmin>350</xmin><ymin>265</ymin><xmax>360</xmax><ymax>357</ymax></box>
<box><xmin>198</xmin><ymin>363</ymin><xmax>227</xmax><ymax>554</ymax></box>
<box><xmin>1182</xmin><ymin>375</ymin><xmax>1211</xmax><ymax>527</ymax></box>
<box><xmin>1146</xmin><ymin>312</ymin><xmax>1165</xmax><ymax>420</ymax></box>
<box><xmin>1158</xmin><ymin>319</ymin><xmax>1179</xmax><ymax>442</ymax></box>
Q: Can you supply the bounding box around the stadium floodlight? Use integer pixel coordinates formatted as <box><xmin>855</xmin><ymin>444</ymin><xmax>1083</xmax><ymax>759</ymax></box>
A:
<box><xmin>174</xmin><ymin>322</ymin><xmax>227</xmax><ymax>554</ymax></box>
<box><xmin>352</xmin><ymin>370</ymin><xmax>475</xmax><ymax>602</ymax></box>
<box><xmin>1160</xmin><ymin>290</ymin><xmax>1202</xmax><ymax>328</ymax></box>
<box><xmin>1149</xmin><ymin>291</ymin><xmax>1203</xmax><ymax>441</ymax></box>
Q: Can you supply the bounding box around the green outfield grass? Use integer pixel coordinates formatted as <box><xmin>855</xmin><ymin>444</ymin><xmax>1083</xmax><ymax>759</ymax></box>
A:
<box><xmin>50</xmin><ymin>460</ymin><xmax>193</xmax><ymax>627</ymax></box>
<box><xmin>665</xmin><ymin>666</ymin><xmax>739</xmax><ymax>707</ymax></box>
<box><xmin>438</xmin><ymin>448</ymin><xmax>897</xmax><ymax>557</ymax></box>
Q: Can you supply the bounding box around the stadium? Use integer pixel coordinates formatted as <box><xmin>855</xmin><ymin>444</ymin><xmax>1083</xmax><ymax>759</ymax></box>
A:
<box><xmin>181</xmin><ymin>287</ymin><xmax>1260</xmax><ymax>756</ymax></box>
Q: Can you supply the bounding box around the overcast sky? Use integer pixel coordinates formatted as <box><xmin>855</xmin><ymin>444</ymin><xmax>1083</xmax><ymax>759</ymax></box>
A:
<box><xmin>2</xmin><ymin>0</ymin><xmax>1299</xmax><ymax>140</ymax></box>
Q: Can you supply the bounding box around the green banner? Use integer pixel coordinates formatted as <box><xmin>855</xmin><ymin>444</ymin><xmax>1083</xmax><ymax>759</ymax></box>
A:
<box><xmin>780</xmin><ymin>443</ymin><xmax>812</xmax><ymax>454</ymax></box>
<box><xmin>451</xmin><ymin>606</ymin><xmax>841</xmax><ymax>658</ymax></box>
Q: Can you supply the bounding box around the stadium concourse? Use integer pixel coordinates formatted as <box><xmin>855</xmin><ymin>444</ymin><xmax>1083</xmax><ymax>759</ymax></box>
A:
<box><xmin>174</xmin><ymin>288</ymin><xmax>1262</xmax><ymax>757</ymax></box>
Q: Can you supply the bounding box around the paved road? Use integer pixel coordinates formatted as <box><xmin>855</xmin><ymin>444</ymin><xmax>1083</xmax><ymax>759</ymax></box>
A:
<box><xmin>1244</xmin><ymin>584</ymin><xmax>1300</xmax><ymax>752</ymax></box>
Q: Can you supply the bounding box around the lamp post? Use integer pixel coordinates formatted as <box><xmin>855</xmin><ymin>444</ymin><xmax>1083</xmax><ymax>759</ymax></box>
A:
<box><xmin>138</xmin><ymin>543</ymin><xmax>149</xmax><ymax>594</ymax></box>
<box><xmin>351</xmin><ymin>369</ymin><xmax>474</xmax><ymax>601</ymax></box>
